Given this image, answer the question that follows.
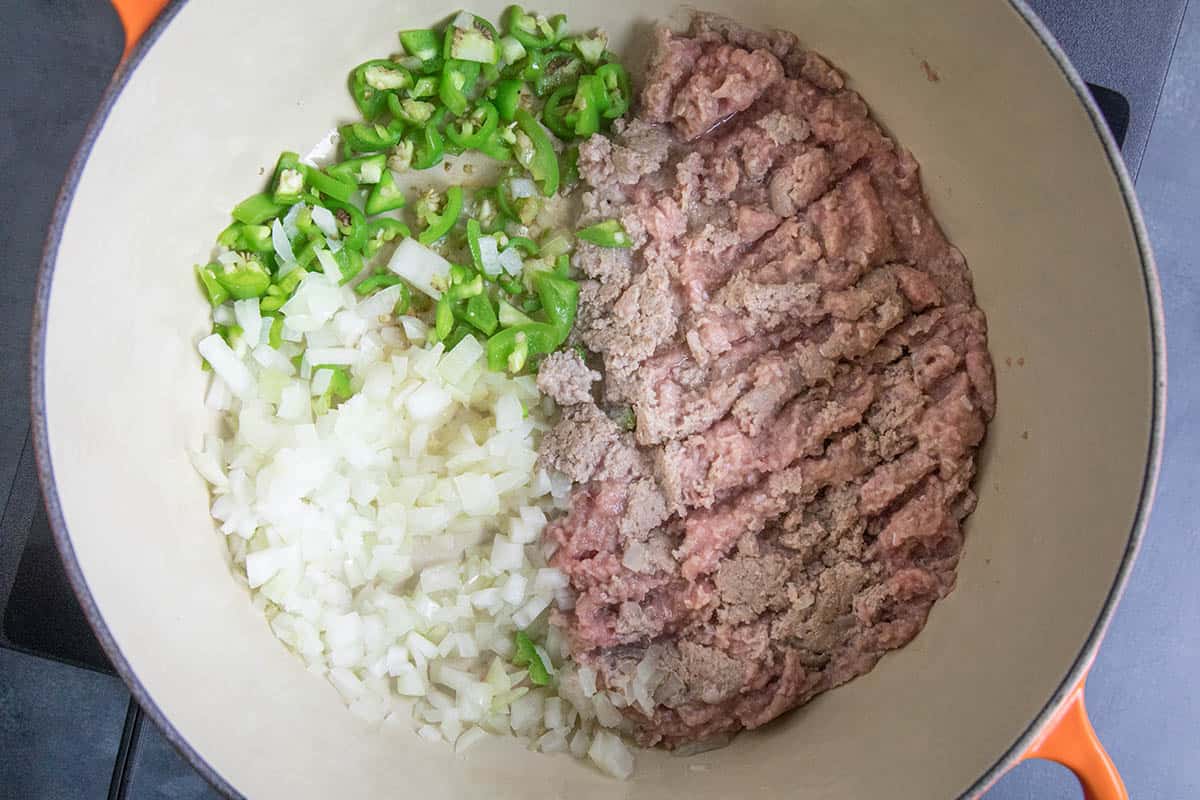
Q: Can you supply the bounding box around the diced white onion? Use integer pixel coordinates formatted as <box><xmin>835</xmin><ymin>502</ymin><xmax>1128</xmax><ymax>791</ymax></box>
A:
<box><xmin>387</xmin><ymin>238</ymin><xmax>450</xmax><ymax>299</ymax></box>
<box><xmin>311</xmin><ymin>205</ymin><xmax>339</xmax><ymax>238</ymax></box>
<box><xmin>498</xmin><ymin>246</ymin><xmax>524</xmax><ymax>276</ymax></box>
<box><xmin>197</xmin><ymin>334</ymin><xmax>255</xmax><ymax>399</ymax></box>
<box><xmin>509</xmin><ymin>177</ymin><xmax>537</xmax><ymax>198</ymax></box>
<box><xmin>478</xmin><ymin>235</ymin><xmax>502</xmax><ymax>276</ymax></box>
<box><xmin>272</xmin><ymin>217</ymin><xmax>296</xmax><ymax>265</ymax></box>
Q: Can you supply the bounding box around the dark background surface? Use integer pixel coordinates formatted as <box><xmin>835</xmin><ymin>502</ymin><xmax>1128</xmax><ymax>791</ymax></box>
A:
<box><xmin>1</xmin><ymin>1</ymin><xmax>1197</xmax><ymax>797</ymax></box>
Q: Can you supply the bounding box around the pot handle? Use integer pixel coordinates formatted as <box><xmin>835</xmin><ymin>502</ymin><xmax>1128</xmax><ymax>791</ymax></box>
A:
<box><xmin>1022</xmin><ymin>677</ymin><xmax>1128</xmax><ymax>800</ymax></box>
<box><xmin>110</xmin><ymin>0</ymin><xmax>171</xmax><ymax>59</ymax></box>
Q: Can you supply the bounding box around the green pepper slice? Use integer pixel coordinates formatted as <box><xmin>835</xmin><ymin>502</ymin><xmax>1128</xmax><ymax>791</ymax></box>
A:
<box><xmin>466</xmin><ymin>218</ymin><xmax>486</xmax><ymax>274</ymax></box>
<box><xmin>491</xmin><ymin>79</ymin><xmax>529</xmax><ymax>121</ymax></box>
<box><xmin>596</xmin><ymin>62</ymin><xmax>630</xmax><ymax>119</ymax></box>
<box><xmin>302</xmin><ymin>166</ymin><xmax>355</xmax><ymax>203</ymax></box>
<box><xmin>365</xmin><ymin>169</ymin><xmax>406</xmax><ymax>215</ymax></box>
<box><xmin>418</xmin><ymin>185</ymin><xmax>464</xmax><ymax>245</ymax></box>
<box><xmin>439</xmin><ymin>59</ymin><xmax>481</xmax><ymax>116</ymax></box>
<box><xmin>503</xmin><ymin>7</ymin><xmax>567</xmax><ymax>50</ymax></box>
<box><xmin>541</xmin><ymin>83</ymin><xmax>576</xmax><ymax>139</ymax></box>
<box><xmin>533</xmin><ymin>272</ymin><xmax>579</xmax><ymax>343</ymax></box>
<box><xmin>196</xmin><ymin>264</ymin><xmax>230</xmax><ymax>307</ymax></box>
<box><xmin>408</xmin><ymin>75</ymin><xmax>439</xmax><ymax>99</ymax></box>
<box><xmin>496</xmin><ymin>174</ymin><xmax>520</xmax><ymax>219</ymax></box>
<box><xmin>514</xmin><ymin>109</ymin><xmax>559</xmax><ymax>196</ymax></box>
<box><xmin>217</xmin><ymin>223</ymin><xmax>273</xmax><ymax>254</ymax></box>
<box><xmin>446</xmin><ymin>101</ymin><xmax>500</xmax><ymax>149</ymax></box>
<box><xmin>270</xmin><ymin>152</ymin><xmax>307</xmax><ymax>205</ymax></box>
<box><xmin>232</xmin><ymin>193</ymin><xmax>287</xmax><ymax>226</ymax></box>
<box><xmin>507</xmin><ymin>236</ymin><xmax>539</xmax><ymax>255</ymax></box>
<box><xmin>569</xmin><ymin>74</ymin><xmax>604</xmax><ymax>137</ymax></box>
<box><xmin>577</xmin><ymin>218</ymin><xmax>631</xmax><ymax>247</ymax></box>
<box><xmin>355</xmin><ymin>272</ymin><xmax>403</xmax><ymax>296</ymax></box>
<box><xmin>333</xmin><ymin>248</ymin><xmax>364</xmax><ymax>285</ymax></box>
<box><xmin>464</xmin><ymin>293</ymin><xmax>499</xmax><ymax>335</ymax></box>
<box><xmin>533</xmin><ymin>49</ymin><xmax>583</xmax><ymax>96</ymax></box>
<box><xmin>497</xmin><ymin>298</ymin><xmax>534</xmax><ymax>327</ymax></box>
<box><xmin>561</xmin><ymin>143</ymin><xmax>580</xmax><ymax>187</ymax></box>
<box><xmin>406</xmin><ymin>118</ymin><xmax>445</xmax><ymax>170</ymax></box>
<box><xmin>387</xmin><ymin>93</ymin><xmax>437</xmax><ymax>126</ymax></box>
<box><xmin>576</xmin><ymin>219</ymin><xmax>633</xmax><ymax>247</ymax></box>
<box><xmin>399</xmin><ymin>29</ymin><xmax>441</xmax><ymax>62</ymax></box>
<box><xmin>327</xmin><ymin>154</ymin><xmax>388</xmax><ymax>186</ymax></box>
<box><xmin>340</xmin><ymin>122</ymin><xmax>404</xmax><ymax>155</ymax></box>
<box><xmin>477</xmin><ymin>129</ymin><xmax>515</xmax><ymax>162</ymax></box>
<box><xmin>434</xmin><ymin>294</ymin><xmax>456</xmax><ymax>340</ymax></box>
<box><xmin>351</xmin><ymin>60</ymin><xmax>412</xmax><ymax>120</ymax></box>
<box><xmin>486</xmin><ymin>323</ymin><xmax>560</xmax><ymax>372</ymax></box>
<box><xmin>445</xmin><ymin>12</ymin><xmax>500</xmax><ymax>64</ymax></box>
<box><xmin>365</xmin><ymin>217</ymin><xmax>412</xmax><ymax>257</ymax></box>
<box><xmin>214</xmin><ymin>257</ymin><xmax>271</xmax><ymax>300</ymax></box>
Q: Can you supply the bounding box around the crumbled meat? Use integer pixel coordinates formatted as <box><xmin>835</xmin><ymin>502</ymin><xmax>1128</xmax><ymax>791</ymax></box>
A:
<box><xmin>668</xmin><ymin>45</ymin><xmax>784</xmax><ymax>140</ymax></box>
<box><xmin>537</xmin><ymin>350</ymin><xmax>599</xmax><ymax>406</ymax></box>
<box><xmin>547</xmin><ymin>15</ymin><xmax>993</xmax><ymax>749</ymax></box>
<box><xmin>715</xmin><ymin>552</ymin><xmax>791</xmax><ymax>624</ymax></box>
<box><xmin>769</xmin><ymin>148</ymin><xmax>835</xmax><ymax>217</ymax></box>
<box><xmin>808</xmin><ymin>170</ymin><xmax>896</xmax><ymax>266</ymax></box>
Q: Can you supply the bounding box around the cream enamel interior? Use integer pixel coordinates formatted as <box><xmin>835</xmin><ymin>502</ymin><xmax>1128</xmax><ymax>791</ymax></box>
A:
<box><xmin>39</xmin><ymin>0</ymin><xmax>1156</xmax><ymax>797</ymax></box>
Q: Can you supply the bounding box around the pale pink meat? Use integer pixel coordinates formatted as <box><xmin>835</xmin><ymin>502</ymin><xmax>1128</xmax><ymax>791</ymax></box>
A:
<box><xmin>543</xmin><ymin>13</ymin><xmax>994</xmax><ymax>748</ymax></box>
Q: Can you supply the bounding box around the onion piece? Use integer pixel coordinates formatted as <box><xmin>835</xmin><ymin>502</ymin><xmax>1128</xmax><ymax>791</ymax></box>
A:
<box><xmin>478</xmin><ymin>235</ymin><xmax>502</xmax><ymax>276</ymax></box>
<box><xmin>387</xmin><ymin>238</ymin><xmax>450</xmax><ymax>299</ymax></box>
<box><xmin>197</xmin><ymin>334</ymin><xmax>255</xmax><ymax>399</ymax></box>
<box><xmin>272</xmin><ymin>217</ymin><xmax>296</xmax><ymax>265</ymax></box>
<box><xmin>311</xmin><ymin>205</ymin><xmax>339</xmax><ymax>239</ymax></box>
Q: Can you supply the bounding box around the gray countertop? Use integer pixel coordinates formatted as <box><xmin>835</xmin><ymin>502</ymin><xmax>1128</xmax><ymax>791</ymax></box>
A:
<box><xmin>1</xmin><ymin>1</ymin><xmax>1197</xmax><ymax>797</ymax></box>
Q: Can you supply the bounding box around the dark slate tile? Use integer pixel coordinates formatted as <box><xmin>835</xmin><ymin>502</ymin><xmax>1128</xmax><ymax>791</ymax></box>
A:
<box><xmin>1082</xmin><ymin>1</ymin><xmax>1200</xmax><ymax>797</ymax></box>
<box><xmin>0</xmin><ymin>0</ymin><xmax>122</xmax><ymax>502</ymax></box>
<box><xmin>0</xmin><ymin>647</ymin><xmax>127</xmax><ymax>799</ymax></box>
<box><xmin>1027</xmin><ymin>0</ymin><xmax>1188</xmax><ymax>178</ymax></box>
<box><xmin>987</xmin><ymin>759</ymin><xmax>1080</xmax><ymax>799</ymax></box>
<box><xmin>124</xmin><ymin>715</ymin><xmax>223</xmax><ymax>800</ymax></box>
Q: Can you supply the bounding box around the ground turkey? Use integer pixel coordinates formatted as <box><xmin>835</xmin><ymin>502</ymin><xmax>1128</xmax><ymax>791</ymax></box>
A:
<box><xmin>540</xmin><ymin>12</ymin><xmax>995</xmax><ymax>748</ymax></box>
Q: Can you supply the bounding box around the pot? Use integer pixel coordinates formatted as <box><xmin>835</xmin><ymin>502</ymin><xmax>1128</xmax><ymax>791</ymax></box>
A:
<box><xmin>32</xmin><ymin>0</ymin><xmax>1164</xmax><ymax>797</ymax></box>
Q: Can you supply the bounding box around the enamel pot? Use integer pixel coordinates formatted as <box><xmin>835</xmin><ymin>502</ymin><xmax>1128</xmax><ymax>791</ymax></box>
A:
<box><xmin>32</xmin><ymin>0</ymin><xmax>1163</xmax><ymax>797</ymax></box>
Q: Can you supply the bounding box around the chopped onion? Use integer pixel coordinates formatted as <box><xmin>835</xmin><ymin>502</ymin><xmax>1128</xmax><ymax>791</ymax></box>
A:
<box><xmin>477</xmin><ymin>235</ymin><xmax>502</xmax><ymax>276</ymax></box>
<box><xmin>193</xmin><ymin>229</ymin><xmax>639</xmax><ymax>775</ymax></box>
<box><xmin>282</xmin><ymin>202</ymin><xmax>305</xmax><ymax>240</ymax></box>
<box><xmin>498</xmin><ymin>245</ymin><xmax>524</xmax><ymax>276</ymax></box>
<box><xmin>316</xmin><ymin>248</ymin><xmax>342</xmax><ymax>282</ymax></box>
<box><xmin>509</xmin><ymin>177</ymin><xmax>537</xmax><ymax>198</ymax></box>
<box><xmin>197</xmin><ymin>334</ymin><xmax>255</xmax><ymax>399</ymax></box>
<box><xmin>589</xmin><ymin>731</ymin><xmax>634</xmax><ymax>779</ymax></box>
<box><xmin>387</xmin><ymin>238</ymin><xmax>450</xmax><ymax>299</ymax></box>
<box><xmin>272</xmin><ymin>217</ymin><xmax>296</xmax><ymax>265</ymax></box>
<box><xmin>311</xmin><ymin>205</ymin><xmax>339</xmax><ymax>239</ymax></box>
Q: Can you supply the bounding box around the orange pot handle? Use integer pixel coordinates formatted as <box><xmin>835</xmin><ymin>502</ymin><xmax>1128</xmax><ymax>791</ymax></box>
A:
<box><xmin>111</xmin><ymin>0</ymin><xmax>171</xmax><ymax>59</ymax></box>
<box><xmin>1022</xmin><ymin>676</ymin><xmax>1128</xmax><ymax>800</ymax></box>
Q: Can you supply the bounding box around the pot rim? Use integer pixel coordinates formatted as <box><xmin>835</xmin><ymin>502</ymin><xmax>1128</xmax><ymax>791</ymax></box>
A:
<box><xmin>28</xmin><ymin>2</ymin><xmax>1167</xmax><ymax>798</ymax></box>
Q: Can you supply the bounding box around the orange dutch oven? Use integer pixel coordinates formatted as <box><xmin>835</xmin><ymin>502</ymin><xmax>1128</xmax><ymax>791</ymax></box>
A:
<box><xmin>32</xmin><ymin>0</ymin><xmax>1163</xmax><ymax>797</ymax></box>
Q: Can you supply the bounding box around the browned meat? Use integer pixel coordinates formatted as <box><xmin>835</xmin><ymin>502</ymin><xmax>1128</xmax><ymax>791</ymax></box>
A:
<box><xmin>769</xmin><ymin>148</ymin><xmax>835</xmax><ymax>217</ymax></box>
<box><xmin>537</xmin><ymin>350</ymin><xmax>599</xmax><ymax>406</ymax></box>
<box><xmin>543</xmin><ymin>15</ymin><xmax>994</xmax><ymax>749</ymax></box>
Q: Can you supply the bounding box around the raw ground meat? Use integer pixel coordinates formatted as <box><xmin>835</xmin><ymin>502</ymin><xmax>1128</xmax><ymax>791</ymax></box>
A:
<box><xmin>541</xmin><ymin>13</ymin><xmax>995</xmax><ymax>748</ymax></box>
